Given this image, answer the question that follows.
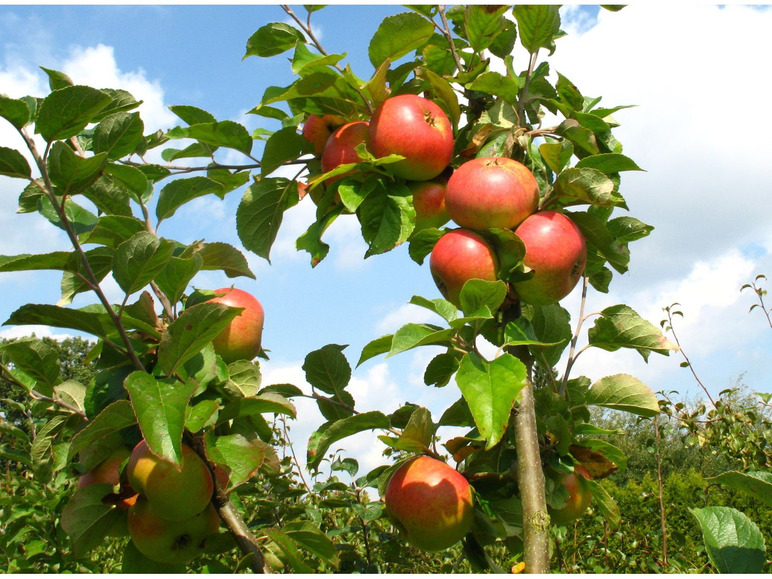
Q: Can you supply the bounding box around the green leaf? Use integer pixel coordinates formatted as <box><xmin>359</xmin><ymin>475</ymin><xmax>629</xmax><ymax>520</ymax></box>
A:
<box><xmin>3</xmin><ymin>303</ymin><xmax>108</xmax><ymax>339</ymax></box>
<box><xmin>586</xmin><ymin>479</ymin><xmax>621</xmax><ymax>529</ymax></box>
<box><xmin>283</xmin><ymin>521</ymin><xmax>340</xmax><ymax>567</ymax></box>
<box><xmin>261</xmin><ymin>126</ymin><xmax>308</xmax><ymax>176</ymax></box>
<box><xmin>395</xmin><ymin>406</ymin><xmax>434</xmax><ymax>451</ymax></box>
<box><xmin>204</xmin><ymin>432</ymin><xmax>268</xmax><ymax>489</ymax></box>
<box><xmin>40</xmin><ymin>66</ymin><xmax>73</xmax><ymax>90</ymax></box>
<box><xmin>237</xmin><ymin>177</ymin><xmax>300</xmax><ymax>263</ymax></box>
<box><xmin>357</xmin><ymin>334</ymin><xmax>393</xmax><ymax>367</ymax></box>
<box><xmin>154</xmin><ymin>252</ymin><xmax>203</xmax><ymax>305</ymax></box>
<box><xmin>303</xmin><ymin>344</ymin><xmax>351</xmax><ymax>396</ymax></box>
<box><xmin>368</xmin><ymin>12</ymin><xmax>434</xmax><ymax>68</ymax></box>
<box><xmin>586</xmin><ymin>374</ymin><xmax>660</xmax><ymax>417</ymax></box>
<box><xmin>61</xmin><ymin>484</ymin><xmax>127</xmax><ymax>558</ymax></box>
<box><xmin>68</xmin><ymin>400</ymin><xmax>137</xmax><ymax>460</ymax></box>
<box><xmin>81</xmin><ymin>215</ymin><xmax>146</xmax><ymax>248</ymax></box>
<box><xmin>513</xmin><ymin>5</ymin><xmax>561</xmax><ymax>54</ymax></box>
<box><xmin>169</xmin><ymin>104</ymin><xmax>216</xmax><ymax>125</ymax></box>
<box><xmin>539</xmin><ymin>140</ymin><xmax>573</xmax><ymax>174</ymax></box>
<box><xmin>0</xmin><ymin>337</ymin><xmax>60</xmax><ymax>396</ymax></box>
<box><xmin>168</xmin><ymin>120</ymin><xmax>252</xmax><ymax>156</ymax></box>
<box><xmin>388</xmin><ymin>323</ymin><xmax>456</xmax><ymax>357</ymax></box>
<box><xmin>92</xmin><ymin>112</ymin><xmax>145</xmax><ymax>159</ymax></box>
<box><xmin>105</xmin><ymin>162</ymin><xmax>151</xmax><ymax>200</ymax></box>
<box><xmin>156</xmin><ymin>176</ymin><xmax>225</xmax><ymax>222</ymax></box>
<box><xmin>36</xmin><ymin>85</ymin><xmax>112</xmax><ymax>142</ymax></box>
<box><xmin>0</xmin><ymin>146</ymin><xmax>31</xmax><ymax>179</ymax></box>
<box><xmin>587</xmin><ymin>304</ymin><xmax>678</xmax><ymax>361</ymax></box>
<box><xmin>707</xmin><ymin>471</ymin><xmax>772</xmax><ymax>507</ymax></box>
<box><xmin>552</xmin><ymin>167</ymin><xmax>615</xmax><ymax>207</ymax></box>
<box><xmin>198</xmin><ymin>241</ymin><xmax>256</xmax><ymax>279</ymax></box>
<box><xmin>0</xmin><ymin>251</ymin><xmax>72</xmax><ymax>273</ymax></box>
<box><xmin>0</xmin><ymin>94</ymin><xmax>33</xmax><ymax>129</ymax></box>
<box><xmin>690</xmin><ymin>506</ymin><xmax>766</xmax><ymax>574</ymax></box>
<box><xmin>125</xmin><ymin>371</ymin><xmax>197</xmax><ymax>466</ymax></box>
<box><xmin>307</xmin><ymin>411</ymin><xmax>390</xmax><ymax>471</ymax></box>
<box><xmin>218</xmin><ymin>392</ymin><xmax>296</xmax><ymax>424</ymax></box>
<box><xmin>113</xmin><ymin>232</ymin><xmax>176</xmax><ymax>295</ymax></box>
<box><xmin>459</xmin><ymin>279</ymin><xmax>508</xmax><ymax>318</ymax></box>
<box><xmin>291</xmin><ymin>42</ymin><xmax>346</xmax><ymax>76</ymax></box>
<box><xmin>264</xmin><ymin>528</ymin><xmax>315</xmax><ymax>573</ymax></box>
<box><xmin>456</xmin><ymin>352</ymin><xmax>527</xmax><ymax>449</ymax></box>
<box><xmin>59</xmin><ymin>247</ymin><xmax>115</xmax><ymax>305</ymax></box>
<box><xmin>465</xmin><ymin>5</ymin><xmax>510</xmax><ymax>52</ymax></box>
<box><xmin>47</xmin><ymin>141</ymin><xmax>108</xmax><ymax>196</ymax></box>
<box><xmin>576</xmin><ymin>153</ymin><xmax>643</xmax><ymax>174</ymax></box>
<box><xmin>245</xmin><ymin>22</ymin><xmax>306</xmax><ymax>58</ymax></box>
<box><xmin>358</xmin><ymin>189</ymin><xmax>416</xmax><ymax>258</ymax></box>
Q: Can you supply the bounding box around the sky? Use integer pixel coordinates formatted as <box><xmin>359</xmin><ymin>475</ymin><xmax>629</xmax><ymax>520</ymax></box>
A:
<box><xmin>1</xmin><ymin>4</ymin><xmax>771</xmax><ymax>480</ymax></box>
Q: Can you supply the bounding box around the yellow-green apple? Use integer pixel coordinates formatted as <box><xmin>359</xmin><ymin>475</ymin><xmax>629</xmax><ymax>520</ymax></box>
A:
<box><xmin>208</xmin><ymin>287</ymin><xmax>264</xmax><ymax>364</ymax></box>
<box><xmin>548</xmin><ymin>464</ymin><xmax>593</xmax><ymax>525</ymax></box>
<box><xmin>512</xmin><ymin>211</ymin><xmax>587</xmax><ymax>305</ymax></box>
<box><xmin>77</xmin><ymin>446</ymin><xmax>130</xmax><ymax>490</ymax></box>
<box><xmin>430</xmin><ymin>228</ymin><xmax>499</xmax><ymax>307</ymax></box>
<box><xmin>320</xmin><ymin>120</ymin><xmax>370</xmax><ymax>182</ymax></box>
<box><xmin>445</xmin><ymin>156</ymin><xmax>539</xmax><ymax>230</ymax></box>
<box><xmin>384</xmin><ymin>456</ymin><xmax>474</xmax><ymax>552</ymax></box>
<box><xmin>409</xmin><ymin>178</ymin><xmax>450</xmax><ymax>232</ymax></box>
<box><xmin>127</xmin><ymin>440</ymin><xmax>214</xmax><ymax>521</ymax></box>
<box><xmin>368</xmin><ymin>94</ymin><xmax>453</xmax><ymax>181</ymax></box>
<box><xmin>128</xmin><ymin>496</ymin><xmax>220</xmax><ymax>565</ymax></box>
<box><xmin>301</xmin><ymin>113</ymin><xmax>345</xmax><ymax>156</ymax></box>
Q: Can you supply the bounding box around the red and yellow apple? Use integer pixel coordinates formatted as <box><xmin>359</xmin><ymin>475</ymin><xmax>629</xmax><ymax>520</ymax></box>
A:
<box><xmin>127</xmin><ymin>440</ymin><xmax>214</xmax><ymax>521</ymax></box>
<box><xmin>409</xmin><ymin>178</ymin><xmax>450</xmax><ymax>231</ymax></box>
<box><xmin>445</xmin><ymin>156</ymin><xmax>539</xmax><ymax>230</ymax></box>
<box><xmin>368</xmin><ymin>94</ymin><xmax>453</xmax><ymax>181</ymax></box>
<box><xmin>429</xmin><ymin>228</ymin><xmax>499</xmax><ymax>307</ymax></box>
<box><xmin>512</xmin><ymin>211</ymin><xmax>587</xmax><ymax>305</ymax></box>
<box><xmin>77</xmin><ymin>446</ymin><xmax>130</xmax><ymax>490</ymax></box>
<box><xmin>320</xmin><ymin>120</ymin><xmax>370</xmax><ymax>182</ymax></box>
<box><xmin>548</xmin><ymin>464</ymin><xmax>593</xmax><ymax>525</ymax></box>
<box><xmin>208</xmin><ymin>287</ymin><xmax>265</xmax><ymax>364</ymax></box>
<box><xmin>301</xmin><ymin>113</ymin><xmax>345</xmax><ymax>156</ymax></box>
<box><xmin>384</xmin><ymin>456</ymin><xmax>474</xmax><ymax>552</ymax></box>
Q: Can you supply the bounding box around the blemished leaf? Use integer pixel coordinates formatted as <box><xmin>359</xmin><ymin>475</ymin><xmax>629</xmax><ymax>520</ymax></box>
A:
<box><xmin>198</xmin><ymin>241</ymin><xmax>256</xmax><ymax>279</ymax></box>
<box><xmin>307</xmin><ymin>411</ymin><xmax>391</xmax><ymax>471</ymax></box>
<box><xmin>124</xmin><ymin>371</ymin><xmax>198</xmax><ymax>467</ymax></box>
<box><xmin>368</xmin><ymin>12</ymin><xmax>434</xmax><ymax>68</ymax></box>
<box><xmin>68</xmin><ymin>400</ymin><xmax>137</xmax><ymax>460</ymax></box>
<box><xmin>303</xmin><ymin>343</ymin><xmax>351</xmax><ymax>396</ymax></box>
<box><xmin>0</xmin><ymin>146</ymin><xmax>31</xmax><ymax>179</ymax></box>
<box><xmin>237</xmin><ymin>177</ymin><xmax>300</xmax><ymax>263</ymax></box>
<box><xmin>92</xmin><ymin>112</ymin><xmax>145</xmax><ymax>159</ymax></box>
<box><xmin>245</xmin><ymin>22</ymin><xmax>306</xmax><ymax>58</ymax></box>
<box><xmin>588</xmin><ymin>304</ymin><xmax>678</xmax><ymax>361</ymax></box>
<box><xmin>47</xmin><ymin>142</ymin><xmax>109</xmax><ymax>196</ymax></box>
<box><xmin>224</xmin><ymin>359</ymin><xmax>262</xmax><ymax>397</ymax></box>
<box><xmin>204</xmin><ymin>431</ymin><xmax>268</xmax><ymax>489</ymax></box>
<box><xmin>36</xmin><ymin>85</ymin><xmax>112</xmax><ymax>142</ymax></box>
<box><xmin>586</xmin><ymin>374</ymin><xmax>660</xmax><ymax>417</ymax></box>
<box><xmin>113</xmin><ymin>232</ymin><xmax>176</xmax><ymax>295</ymax></box>
<box><xmin>708</xmin><ymin>471</ymin><xmax>772</xmax><ymax>507</ymax></box>
<box><xmin>691</xmin><ymin>506</ymin><xmax>766</xmax><ymax>574</ymax></box>
<box><xmin>513</xmin><ymin>5</ymin><xmax>561</xmax><ymax>54</ymax></box>
<box><xmin>552</xmin><ymin>167</ymin><xmax>615</xmax><ymax>207</ymax></box>
<box><xmin>456</xmin><ymin>352</ymin><xmax>527</xmax><ymax>449</ymax></box>
<box><xmin>61</xmin><ymin>484</ymin><xmax>127</xmax><ymax>558</ymax></box>
<box><xmin>155</xmin><ymin>176</ymin><xmax>225</xmax><ymax>222</ymax></box>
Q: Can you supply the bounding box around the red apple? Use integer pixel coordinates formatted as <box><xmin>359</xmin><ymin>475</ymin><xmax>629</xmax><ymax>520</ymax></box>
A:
<box><xmin>77</xmin><ymin>446</ymin><xmax>130</xmax><ymax>490</ymax></box>
<box><xmin>127</xmin><ymin>440</ymin><xmax>214</xmax><ymax>521</ymax></box>
<box><xmin>512</xmin><ymin>211</ymin><xmax>587</xmax><ymax>305</ymax></box>
<box><xmin>430</xmin><ymin>228</ymin><xmax>499</xmax><ymax>307</ymax></box>
<box><xmin>445</xmin><ymin>156</ymin><xmax>540</xmax><ymax>230</ymax></box>
<box><xmin>368</xmin><ymin>94</ymin><xmax>453</xmax><ymax>181</ymax></box>
<box><xmin>208</xmin><ymin>287</ymin><xmax>265</xmax><ymax>364</ymax></box>
<box><xmin>301</xmin><ymin>113</ymin><xmax>345</xmax><ymax>156</ymax></box>
<box><xmin>409</xmin><ymin>178</ymin><xmax>450</xmax><ymax>231</ymax></box>
<box><xmin>320</xmin><ymin>120</ymin><xmax>370</xmax><ymax>182</ymax></box>
<box><xmin>548</xmin><ymin>464</ymin><xmax>592</xmax><ymax>525</ymax></box>
<box><xmin>384</xmin><ymin>456</ymin><xmax>474</xmax><ymax>552</ymax></box>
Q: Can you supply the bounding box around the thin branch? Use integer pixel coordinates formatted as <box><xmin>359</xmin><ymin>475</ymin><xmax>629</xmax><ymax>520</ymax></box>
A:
<box><xmin>517</xmin><ymin>49</ymin><xmax>541</xmax><ymax>127</ymax></box>
<box><xmin>561</xmin><ymin>276</ymin><xmax>591</xmax><ymax>395</ymax></box>
<box><xmin>664</xmin><ymin>306</ymin><xmax>716</xmax><ymax>408</ymax></box>
<box><xmin>438</xmin><ymin>6</ymin><xmax>465</xmax><ymax>75</ymax></box>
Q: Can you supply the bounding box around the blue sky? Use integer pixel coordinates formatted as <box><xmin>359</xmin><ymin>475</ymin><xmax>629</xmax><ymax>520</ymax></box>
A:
<box><xmin>1</xmin><ymin>4</ymin><xmax>771</xmax><ymax>476</ymax></box>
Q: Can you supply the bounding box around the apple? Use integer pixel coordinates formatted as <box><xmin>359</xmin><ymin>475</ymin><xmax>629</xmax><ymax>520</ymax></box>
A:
<box><xmin>208</xmin><ymin>287</ymin><xmax>265</xmax><ymax>364</ymax></box>
<box><xmin>128</xmin><ymin>496</ymin><xmax>220</xmax><ymax>565</ymax></box>
<box><xmin>409</xmin><ymin>178</ymin><xmax>450</xmax><ymax>232</ymax></box>
<box><xmin>301</xmin><ymin>113</ymin><xmax>345</xmax><ymax>156</ymax></box>
<box><xmin>548</xmin><ymin>464</ymin><xmax>593</xmax><ymax>526</ymax></box>
<box><xmin>384</xmin><ymin>456</ymin><xmax>474</xmax><ymax>552</ymax></box>
<box><xmin>368</xmin><ymin>94</ymin><xmax>453</xmax><ymax>181</ymax></box>
<box><xmin>77</xmin><ymin>446</ymin><xmax>130</xmax><ymax>490</ymax></box>
<box><xmin>430</xmin><ymin>228</ymin><xmax>499</xmax><ymax>307</ymax></box>
<box><xmin>320</xmin><ymin>120</ymin><xmax>370</xmax><ymax>182</ymax></box>
<box><xmin>512</xmin><ymin>211</ymin><xmax>587</xmax><ymax>305</ymax></box>
<box><xmin>445</xmin><ymin>156</ymin><xmax>540</xmax><ymax>230</ymax></box>
<box><xmin>127</xmin><ymin>440</ymin><xmax>214</xmax><ymax>521</ymax></box>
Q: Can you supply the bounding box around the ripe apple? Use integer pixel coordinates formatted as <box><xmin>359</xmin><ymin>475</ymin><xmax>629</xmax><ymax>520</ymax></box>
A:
<box><xmin>208</xmin><ymin>287</ymin><xmax>265</xmax><ymax>364</ymax></box>
<box><xmin>430</xmin><ymin>228</ymin><xmax>499</xmax><ymax>307</ymax></box>
<box><xmin>320</xmin><ymin>120</ymin><xmax>370</xmax><ymax>182</ymax></box>
<box><xmin>301</xmin><ymin>113</ymin><xmax>345</xmax><ymax>156</ymax></box>
<box><xmin>512</xmin><ymin>211</ymin><xmax>587</xmax><ymax>305</ymax></box>
<box><xmin>384</xmin><ymin>456</ymin><xmax>474</xmax><ymax>552</ymax></box>
<box><xmin>409</xmin><ymin>178</ymin><xmax>450</xmax><ymax>232</ymax></box>
<box><xmin>127</xmin><ymin>440</ymin><xmax>214</xmax><ymax>521</ymax></box>
<box><xmin>128</xmin><ymin>496</ymin><xmax>220</xmax><ymax>565</ymax></box>
<box><xmin>445</xmin><ymin>156</ymin><xmax>540</xmax><ymax>230</ymax></box>
<box><xmin>548</xmin><ymin>464</ymin><xmax>593</xmax><ymax>525</ymax></box>
<box><xmin>368</xmin><ymin>94</ymin><xmax>453</xmax><ymax>181</ymax></box>
<box><xmin>77</xmin><ymin>446</ymin><xmax>130</xmax><ymax>490</ymax></box>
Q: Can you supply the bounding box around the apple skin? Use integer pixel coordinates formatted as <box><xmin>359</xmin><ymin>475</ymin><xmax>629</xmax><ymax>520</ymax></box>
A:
<box><xmin>302</xmin><ymin>113</ymin><xmax>345</xmax><ymax>156</ymax></box>
<box><xmin>77</xmin><ymin>446</ymin><xmax>130</xmax><ymax>490</ymax></box>
<box><xmin>320</xmin><ymin>120</ymin><xmax>370</xmax><ymax>182</ymax></box>
<box><xmin>548</xmin><ymin>464</ymin><xmax>593</xmax><ymax>526</ymax></box>
<box><xmin>445</xmin><ymin>156</ymin><xmax>540</xmax><ymax>230</ymax></box>
<box><xmin>512</xmin><ymin>211</ymin><xmax>587</xmax><ymax>305</ymax></box>
<box><xmin>127</xmin><ymin>440</ymin><xmax>214</xmax><ymax>521</ymax></box>
<box><xmin>208</xmin><ymin>287</ymin><xmax>265</xmax><ymax>364</ymax></box>
<box><xmin>409</xmin><ymin>179</ymin><xmax>450</xmax><ymax>232</ymax></box>
<box><xmin>384</xmin><ymin>456</ymin><xmax>474</xmax><ymax>552</ymax></box>
<box><xmin>368</xmin><ymin>94</ymin><xmax>453</xmax><ymax>181</ymax></box>
<box><xmin>128</xmin><ymin>496</ymin><xmax>220</xmax><ymax>565</ymax></box>
<box><xmin>430</xmin><ymin>229</ymin><xmax>499</xmax><ymax>307</ymax></box>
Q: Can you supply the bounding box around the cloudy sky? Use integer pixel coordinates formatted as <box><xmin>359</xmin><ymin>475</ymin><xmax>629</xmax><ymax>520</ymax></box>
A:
<box><xmin>1</xmin><ymin>4</ymin><xmax>771</xmax><ymax>478</ymax></box>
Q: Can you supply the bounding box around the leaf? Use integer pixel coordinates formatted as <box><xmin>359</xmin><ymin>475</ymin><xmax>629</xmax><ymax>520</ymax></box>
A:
<box><xmin>0</xmin><ymin>94</ymin><xmax>33</xmax><ymax>129</ymax></box>
<box><xmin>552</xmin><ymin>167</ymin><xmax>615</xmax><ymax>207</ymax></box>
<box><xmin>264</xmin><ymin>528</ymin><xmax>315</xmax><ymax>573</ymax></box>
<box><xmin>169</xmin><ymin>104</ymin><xmax>217</xmax><ymax>125</ymax></box>
<box><xmin>523</xmin><ymin>303</ymin><xmax>573</xmax><ymax>368</ymax></box>
<box><xmin>261</xmin><ymin>126</ymin><xmax>308</xmax><ymax>176</ymax></box>
<box><xmin>303</xmin><ymin>343</ymin><xmax>351</xmax><ymax>396</ymax></box>
<box><xmin>456</xmin><ymin>352</ymin><xmax>527</xmax><ymax>449</ymax></box>
<box><xmin>586</xmin><ymin>479</ymin><xmax>621</xmax><ymax>529</ymax></box>
<box><xmin>388</xmin><ymin>323</ymin><xmax>456</xmax><ymax>357</ymax></box>
<box><xmin>61</xmin><ymin>485</ymin><xmax>127</xmax><ymax>558</ymax></box>
<box><xmin>358</xmin><ymin>189</ymin><xmax>416</xmax><ymax>258</ymax></box>
<box><xmin>168</xmin><ymin>120</ymin><xmax>253</xmax><ymax>156</ymax></box>
<box><xmin>513</xmin><ymin>5</ymin><xmax>562</xmax><ymax>54</ymax></box>
<box><xmin>155</xmin><ymin>176</ymin><xmax>225</xmax><ymax>222</ymax></box>
<box><xmin>218</xmin><ymin>392</ymin><xmax>297</xmax><ymax>424</ymax></box>
<box><xmin>68</xmin><ymin>400</ymin><xmax>137</xmax><ymax>460</ymax></box>
<box><xmin>394</xmin><ymin>406</ymin><xmax>434</xmax><ymax>452</ymax></box>
<box><xmin>465</xmin><ymin>5</ymin><xmax>510</xmax><ymax>52</ymax></box>
<box><xmin>4</xmin><ymin>303</ymin><xmax>108</xmax><ymax>339</ymax></box>
<box><xmin>707</xmin><ymin>471</ymin><xmax>772</xmax><ymax>507</ymax></box>
<box><xmin>690</xmin><ymin>506</ymin><xmax>766</xmax><ymax>574</ymax></box>
<box><xmin>576</xmin><ymin>153</ymin><xmax>644</xmax><ymax>174</ymax></box>
<box><xmin>586</xmin><ymin>374</ymin><xmax>660</xmax><ymax>417</ymax></box>
<box><xmin>47</xmin><ymin>142</ymin><xmax>109</xmax><ymax>196</ymax></box>
<box><xmin>154</xmin><ymin>252</ymin><xmax>203</xmax><ymax>305</ymax></box>
<box><xmin>198</xmin><ymin>242</ymin><xmax>256</xmax><ymax>279</ymax></box>
<box><xmin>0</xmin><ymin>146</ymin><xmax>31</xmax><ymax>179</ymax></box>
<box><xmin>368</xmin><ymin>12</ymin><xmax>434</xmax><ymax>68</ymax></box>
<box><xmin>283</xmin><ymin>521</ymin><xmax>340</xmax><ymax>567</ymax></box>
<box><xmin>459</xmin><ymin>279</ymin><xmax>508</xmax><ymax>318</ymax></box>
<box><xmin>587</xmin><ymin>304</ymin><xmax>678</xmax><ymax>361</ymax></box>
<box><xmin>36</xmin><ymin>85</ymin><xmax>112</xmax><ymax>142</ymax></box>
<box><xmin>245</xmin><ymin>22</ymin><xmax>306</xmax><ymax>58</ymax></box>
<box><xmin>237</xmin><ymin>177</ymin><xmax>300</xmax><ymax>263</ymax></box>
<box><xmin>307</xmin><ymin>411</ymin><xmax>390</xmax><ymax>471</ymax></box>
<box><xmin>92</xmin><ymin>112</ymin><xmax>145</xmax><ymax>159</ymax></box>
<box><xmin>204</xmin><ymin>432</ymin><xmax>268</xmax><ymax>489</ymax></box>
<box><xmin>113</xmin><ymin>232</ymin><xmax>176</xmax><ymax>295</ymax></box>
<box><xmin>124</xmin><ymin>371</ymin><xmax>197</xmax><ymax>467</ymax></box>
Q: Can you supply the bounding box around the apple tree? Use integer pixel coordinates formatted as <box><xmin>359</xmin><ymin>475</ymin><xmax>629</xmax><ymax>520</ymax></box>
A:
<box><xmin>0</xmin><ymin>4</ymin><xmax>680</xmax><ymax>573</ymax></box>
